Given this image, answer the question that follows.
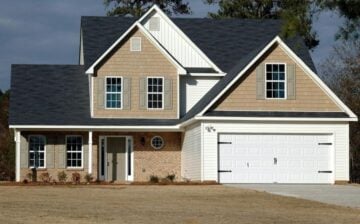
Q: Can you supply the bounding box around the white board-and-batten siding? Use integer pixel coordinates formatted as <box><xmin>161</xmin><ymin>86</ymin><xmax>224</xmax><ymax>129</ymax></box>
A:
<box><xmin>143</xmin><ymin>11</ymin><xmax>212</xmax><ymax>68</ymax></box>
<box><xmin>181</xmin><ymin>122</ymin><xmax>202</xmax><ymax>181</ymax></box>
<box><xmin>180</xmin><ymin>76</ymin><xmax>220</xmax><ymax>116</ymax></box>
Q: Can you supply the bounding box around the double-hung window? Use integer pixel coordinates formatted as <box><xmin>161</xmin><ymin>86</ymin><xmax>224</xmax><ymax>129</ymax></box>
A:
<box><xmin>147</xmin><ymin>77</ymin><xmax>163</xmax><ymax>109</ymax></box>
<box><xmin>266</xmin><ymin>63</ymin><xmax>286</xmax><ymax>99</ymax></box>
<box><xmin>66</xmin><ymin>136</ymin><xmax>83</xmax><ymax>168</ymax></box>
<box><xmin>106</xmin><ymin>77</ymin><xmax>122</xmax><ymax>109</ymax></box>
<box><xmin>29</xmin><ymin>135</ymin><xmax>46</xmax><ymax>168</ymax></box>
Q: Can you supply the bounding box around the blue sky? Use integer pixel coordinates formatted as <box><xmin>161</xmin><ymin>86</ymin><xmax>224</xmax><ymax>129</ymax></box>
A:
<box><xmin>0</xmin><ymin>0</ymin><xmax>342</xmax><ymax>91</ymax></box>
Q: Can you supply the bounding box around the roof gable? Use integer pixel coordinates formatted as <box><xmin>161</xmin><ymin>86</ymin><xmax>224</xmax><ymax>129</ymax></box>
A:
<box><xmin>181</xmin><ymin>36</ymin><xmax>357</xmax><ymax>121</ymax></box>
<box><xmin>85</xmin><ymin>21</ymin><xmax>186</xmax><ymax>75</ymax></box>
<box><xmin>82</xmin><ymin>15</ymin><xmax>317</xmax><ymax>74</ymax></box>
<box><xmin>212</xmin><ymin>43</ymin><xmax>342</xmax><ymax>112</ymax></box>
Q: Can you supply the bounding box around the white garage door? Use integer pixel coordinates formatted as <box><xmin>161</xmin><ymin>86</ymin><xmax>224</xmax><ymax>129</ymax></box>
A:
<box><xmin>218</xmin><ymin>134</ymin><xmax>333</xmax><ymax>184</ymax></box>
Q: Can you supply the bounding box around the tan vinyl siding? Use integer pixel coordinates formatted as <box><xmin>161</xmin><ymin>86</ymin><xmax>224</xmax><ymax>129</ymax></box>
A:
<box><xmin>93</xmin><ymin>28</ymin><xmax>178</xmax><ymax>118</ymax></box>
<box><xmin>214</xmin><ymin>44</ymin><xmax>342</xmax><ymax>112</ymax></box>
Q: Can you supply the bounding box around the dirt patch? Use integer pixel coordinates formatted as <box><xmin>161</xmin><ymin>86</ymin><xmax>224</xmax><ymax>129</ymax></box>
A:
<box><xmin>0</xmin><ymin>185</ymin><xmax>359</xmax><ymax>224</ymax></box>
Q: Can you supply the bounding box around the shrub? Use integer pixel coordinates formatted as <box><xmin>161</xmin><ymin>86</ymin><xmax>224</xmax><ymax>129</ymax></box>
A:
<box><xmin>166</xmin><ymin>174</ymin><xmax>176</xmax><ymax>182</ymax></box>
<box><xmin>72</xmin><ymin>172</ymin><xmax>81</xmax><ymax>184</ymax></box>
<box><xmin>26</xmin><ymin>172</ymin><xmax>33</xmax><ymax>181</ymax></box>
<box><xmin>160</xmin><ymin>178</ymin><xmax>171</xmax><ymax>184</ymax></box>
<box><xmin>57</xmin><ymin>171</ymin><xmax>67</xmax><ymax>183</ymax></box>
<box><xmin>22</xmin><ymin>179</ymin><xmax>28</xmax><ymax>184</ymax></box>
<box><xmin>149</xmin><ymin>175</ymin><xmax>159</xmax><ymax>183</ymax></box>
<box><xmin>39</xmin><ymin>172</ymin><xmax>51</xmax><ymax>183</ymax></box>
<box><xmin>84</xmin><ymin>173</ymin><xmax>93</xmax><ymax>183</ymax></box>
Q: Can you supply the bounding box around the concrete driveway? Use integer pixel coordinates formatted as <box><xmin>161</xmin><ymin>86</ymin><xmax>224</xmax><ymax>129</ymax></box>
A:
<box><xmin>227</xmin><ymin>184</ymin><xmax>360</xmax><ymax>208</ymax></box>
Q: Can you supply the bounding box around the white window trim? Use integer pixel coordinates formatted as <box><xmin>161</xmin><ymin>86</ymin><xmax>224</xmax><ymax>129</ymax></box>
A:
<box><xmin>265</xmin><ymin>62</ymin><xmax>287</xmax><ymax>100</ymax></box>
<box><xmin>65</xmin><ymin>135</ymin><xmax>84</xmax><ymax>169</ymax></box>
<box><xmin>105</xmin><ymin>76</ymin><xmax>123</xmax><ymax>110</ymax></box>
<box><xmin>151</xmin><ymin>136</ymin><xmax>164</xmax><ymax>150</ymax></box>
<box><xmin>147</xmin><ymin>76</ymin><xmax>164</xmax><ymax>110</ymax></box>
<box><xmin>28</xmin><ymin>135</ymin><xmax>46</xmax><ymax>169</ymax></box>
<box><xmin>130</xmin><ymin>37</ymin><xmax>142</xmax><ymax>52</ymax></box>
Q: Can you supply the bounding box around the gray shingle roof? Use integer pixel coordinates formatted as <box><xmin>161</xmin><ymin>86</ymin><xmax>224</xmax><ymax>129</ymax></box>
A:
<box><xmin>10</xmin><ymin>16</ymin><xmax>325</xmax><ymax>126</ymax></box>
<box><xmin>9</xmin><ymin>65</ymin><xmax>178</xmax><ymax>125</ymax></box>
<box><xmin>81</xmin><ymin>16</ymin><xmax>137</xmax><ymax>69</ymax></box>
<box><xmin>81</xmin><ymin>16</ymin><xmax>316</xmax><ymax>73</ymax></box>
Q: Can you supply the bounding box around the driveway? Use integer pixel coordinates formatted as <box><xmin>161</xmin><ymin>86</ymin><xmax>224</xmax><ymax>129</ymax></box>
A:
<box><xmin>227</xmin><ymin>184</ymin><xmax>360</xmax><ymax>208</ymax></box>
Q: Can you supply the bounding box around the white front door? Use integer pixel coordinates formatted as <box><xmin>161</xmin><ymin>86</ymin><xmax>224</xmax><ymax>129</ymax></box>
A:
<box><xmin>218</xmin><ymin>133</ymin><xmax>333</xmax><ymax>184</ymax></box>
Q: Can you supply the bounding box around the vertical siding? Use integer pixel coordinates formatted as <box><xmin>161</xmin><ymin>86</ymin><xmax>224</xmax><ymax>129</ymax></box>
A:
<box><xmin>143</xmin><ymin>12</ymin><xmax>211</xmax><ymax>68</ymax></box>
<box><xmin>181</xmin><ymin>122</ymin><xmax>202</xmax><ymax>180</ymax></box>
<box><xmin>201</xmin><ymin>121</ymin><xmax>349</xmax><ymax>182</ymax></box>
<box><xmin>180</xmin><ymin>76</ymin><xmax>220</xmax><ymax>116</ymax></box>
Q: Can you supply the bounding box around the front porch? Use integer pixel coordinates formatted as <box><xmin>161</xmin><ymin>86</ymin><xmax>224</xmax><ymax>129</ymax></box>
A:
<box><xmin>15</xmin><ymin>131</ymin><xmax>182</xmax><ymax>183</ymax></box>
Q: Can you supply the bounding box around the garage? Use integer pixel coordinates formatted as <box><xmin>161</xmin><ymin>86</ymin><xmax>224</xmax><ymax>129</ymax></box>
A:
<box><xmin>218</xmin><ymin>133</ymin><xmax>334</xmax><ymax>184</ymax></box>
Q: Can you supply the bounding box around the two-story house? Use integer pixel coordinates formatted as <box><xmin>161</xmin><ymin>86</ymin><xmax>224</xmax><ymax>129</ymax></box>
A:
<box><xmin>9</xmin><ymin>5</ymin><xmax>357</xmax><ymax>184</ymax></box>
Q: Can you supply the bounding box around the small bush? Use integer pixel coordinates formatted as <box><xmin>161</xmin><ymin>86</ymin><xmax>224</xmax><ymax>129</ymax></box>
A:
<box><xmin>22</xmin><ymin>179</ymin><xmax>29</xmax><ymax>184</ymax></box>
<box><xmin>160</xmin><ymin>178</ymin><xmax>171</xmax><ymax>184</ymax></box>
<box><xmin>149</xmin><ymin>175</ymin><xmax>159</xmax><ymax>183</ymax></box>
<box><xmin>39</xmin><ymin>172</ymin><xmax>52</xmax><ymax>183</ymax></box>
<box><xmin>57</xmin><ymin>171</ymin><xmax>67</xmax><ymax>183</ymax></box>
<box><xmin>84</xmin><ymin>173</ymin><xmax>93</xmax><ymax>183</ymax></box>
<box><xmin>166</xmin><ymin>174</ymin><xmax>176</xmax><ymax>182</ymax></box>
<box><xmin>72</xmin><ymin>172</ymin><xmax>81</xmax><ymax>184</ymax></box>
<box><xmin>26</xmin><ymin>172</ymin><xmax>32</xmax><ymax>181</ymax></box>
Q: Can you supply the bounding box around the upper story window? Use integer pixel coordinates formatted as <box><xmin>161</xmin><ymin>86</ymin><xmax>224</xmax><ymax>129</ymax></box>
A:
<box><xmin>106</xmin><ymin>77</ymin><xmax>122</xmax><ymax>109</ymax></box>
<box><xmin>130</xmin><ymin>37</ymin><xmax>141</xmax><ymax>52</ymax></box>
<box><xmin>266</xmin><ymin>63</ymin><xmax>286</xmax><ymax>99</ymax></box>
<box><xmin>147</xmin><ymin>77</ymin><xmax>163</xmax><ymax>109</ymax></box>
<box><xmin>29</xmin><ymin>135</ymin><xmax>46</xmax><ymax>168</ymax></box>
<box><xmin>66</xmin><ymin>136</ymin><xmax>83</xmax><ymax>168</ymax></box>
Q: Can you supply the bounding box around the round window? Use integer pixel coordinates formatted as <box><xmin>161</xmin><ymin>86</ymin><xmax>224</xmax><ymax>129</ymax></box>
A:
<box><xmin>151</xmin><ymin>136</ymin><xmax>164</xmax><ymax>150</ymax></box>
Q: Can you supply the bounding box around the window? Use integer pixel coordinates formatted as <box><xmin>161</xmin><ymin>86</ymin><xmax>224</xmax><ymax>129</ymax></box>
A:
<box><xmin>149</xmin><ymin>17</ymin><xmax>160</xmax><ymax>31</ymax></box>
<box><xmin>130</xmin><ymin>37</ymin><xmax>141</xmax><ymax>51</ymax></box>
<box><xmin>266</xmin><ymin>63</ymin><xmax>286</xmax><ymax>99</ymax></box>
<box><xmin>106</xmin><ymin>77</ymin><xmax>122</xmax><ymax>109</ymax></box>
<box><xmin>66</xmin><ymin>136</ymin><xmax>83</xmax><ymax>168</ymax></box>
<box><xmin>151</xmin><ymin>136</ymin><xmax>164</xmax><ymax>150</ymax></box>
<box><xmin>147</xmin><ymin>77</ymin><xmax>163</xmax><ymax>109</ymax></box>
<box><xmin>29</xmin><ymin>136</ymin><xmax>45</xmax><ymax>168</ymax></box>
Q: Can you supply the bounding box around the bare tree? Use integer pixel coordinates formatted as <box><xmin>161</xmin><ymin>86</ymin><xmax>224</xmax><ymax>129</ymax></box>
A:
<box><xmin>320</xmin><ymin>39</ymin><xmax>360</xmax><ymax>182</ymax></box>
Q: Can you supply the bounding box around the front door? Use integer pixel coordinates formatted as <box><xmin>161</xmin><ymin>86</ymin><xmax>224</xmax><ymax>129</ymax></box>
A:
<box><xmin>106</xmin><ymin>137</ymin><xmax>126</xmax><ymax>182</ymax></box>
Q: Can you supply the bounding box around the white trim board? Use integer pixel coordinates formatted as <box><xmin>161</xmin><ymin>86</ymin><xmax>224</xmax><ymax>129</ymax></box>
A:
<box><xmin>9</xmin><ymin>114</ymin><xmax>356</xmax><ymax>132</ymax></box>
<box><xmin>197</xmin><ymin>36</ymin><xmax>357</xmax><ymax>120</ymax></box>
<box><xmin>85</xmin><ymin>21</ymin><xmax>186</xmax><ymax>75</ymax></box>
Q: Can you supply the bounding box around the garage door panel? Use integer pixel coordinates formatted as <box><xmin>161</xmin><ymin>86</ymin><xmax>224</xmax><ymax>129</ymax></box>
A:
<box><xmin>219</xmin><ymin>133</ymin><xmax>333</xmax><ymax>184</ymax></box>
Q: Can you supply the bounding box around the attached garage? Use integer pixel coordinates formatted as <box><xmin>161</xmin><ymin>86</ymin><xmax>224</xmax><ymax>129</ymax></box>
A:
<box><xmin>218</xmin><ymin>133</ymin><xmax>334</xmax><ymax>184</ymax></box>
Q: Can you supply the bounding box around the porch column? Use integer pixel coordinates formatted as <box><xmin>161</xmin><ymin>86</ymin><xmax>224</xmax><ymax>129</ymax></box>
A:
<box><xmin>88</xmin><ymin>131</ymin><xmax>93</xmax><ymax>174</ymax></box>
<box><xmin>15</xmin><ymin>129</ymin><xmax>21</xmax><ymax>182</ymax></box>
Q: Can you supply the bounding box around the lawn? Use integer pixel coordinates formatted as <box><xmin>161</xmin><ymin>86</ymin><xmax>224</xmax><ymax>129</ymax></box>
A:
<box><xmin>0</xmin><ymin>185</ymin><xmax>359</xmax><ymax>224</ymax></box>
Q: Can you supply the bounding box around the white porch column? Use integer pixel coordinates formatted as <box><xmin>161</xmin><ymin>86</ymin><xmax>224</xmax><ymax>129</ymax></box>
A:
<box><xmin>15</xmin><ymin>130</ymin><xmax>21</xmax><ymax>182</ymax></box>
<box><xmin>88</xmin><ymin>131</ymin><xmax>93</xmax><ymax>174</ymax></box>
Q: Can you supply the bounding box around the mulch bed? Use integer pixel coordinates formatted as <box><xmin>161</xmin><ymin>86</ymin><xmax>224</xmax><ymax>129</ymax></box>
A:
<box><xmin>0</xmin><ymin>180</ymin><xmax>218</xmax><ymax>187</ymax></box>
